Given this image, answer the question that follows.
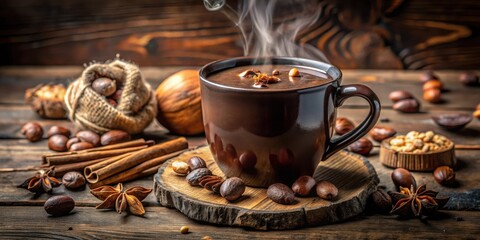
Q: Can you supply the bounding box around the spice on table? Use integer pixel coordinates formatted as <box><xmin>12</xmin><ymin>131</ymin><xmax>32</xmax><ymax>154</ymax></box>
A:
<box><xmin>199</xmin><ymin>175</ymin><xmax>224</xmax><ymax>193</ymax></box>
<box><xmin>90</xmin><ymin>183</ymin><xmax>152</xmax><ymax>216</ymax></box>
<box><xmin>180</xmin><ymin>226</ymin><xmax>189</xmax><ymax>234</ymax></box>
<box><xmin>433</xmin><ymin>166</ymin><xmax>456</xmax><ymax>186</ymax></box>
<box><xmin>389</xmin><ymin>184</ymin><xmax>449</xmax><ymax>217</ymax></box>
<box><xmin>21</xmin><ymin>122</ymin><xmax>44</xmax><ymax>142</ymax></box>
<box><xmin>391</xmin><ymin>168</ymin><xmax>417</xmax><ymax>190</ymax></box>
<box><xmin>18</xmin><ymin>167</ymin><xmax>61</xmax><ymax>194</ymax></box>
<box><xmin>44</xmin><ymin>195</ymin><xmax>75</xmax><ymax>216</ymax></box>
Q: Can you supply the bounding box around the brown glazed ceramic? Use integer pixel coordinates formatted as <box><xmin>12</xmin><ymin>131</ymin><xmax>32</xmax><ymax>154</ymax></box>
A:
<box><xmin>200</xmin><ymin>57</ymin><xmax>381</xmax><ymax>187</ymax></box>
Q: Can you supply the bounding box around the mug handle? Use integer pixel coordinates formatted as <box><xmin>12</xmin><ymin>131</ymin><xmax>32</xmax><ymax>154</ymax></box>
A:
<box><xmin>323</xmin><ymin>84</ymin><xmax>381</xmax><ymax>159</ymax></box>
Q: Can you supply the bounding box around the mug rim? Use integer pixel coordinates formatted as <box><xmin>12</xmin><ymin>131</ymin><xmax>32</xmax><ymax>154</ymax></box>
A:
<box><xmin>199</xmin><ymin>56</ymin><xmax>342</xmax><ymax>93</ymax></box>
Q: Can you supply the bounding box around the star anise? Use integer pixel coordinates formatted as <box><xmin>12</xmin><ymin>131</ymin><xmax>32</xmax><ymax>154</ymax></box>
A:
<box><xmin>389</xmin><ymin>184</ymin><xmax>449</xmax><ymax>217</ymax></box>
<box><xmin>18</xmin><ymin>167</ymin><xmax>61</xmax><ymax>194</ymax></box>
<box><xmin>90</xmin><ymin>183</ymin><xmax>152</xmax><ymax>216</ymax></box>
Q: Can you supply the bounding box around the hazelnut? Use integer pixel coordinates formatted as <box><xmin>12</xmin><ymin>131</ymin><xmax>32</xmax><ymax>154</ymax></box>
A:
<box><xmin>291</xmin><ymin>175</ymin><xmax>316</xmax><ymax>197</ymax></box>
<box><xmin>459</xmin><ymin>72</ymin><xmax>479</xmax><ymax>86</ymax></box>
<box><xmin>180</xmin><ymin>226</ymin><xmax>189</xmax><ymax>234</ymax></box>
<box><xmin>348</xmin><ymin>138</ymin><xmax>373</xmax><ymax>156</ymax></box>
<box><xmin>423</xmin><ymin>80</ymin><xmax>443</xmax><ymax>91</ymax></box>
<box><xmin>76</xmin><ymin>130</ymin><xmax>100</xmax><ymax>146</ymax></box>
<box><xmin>391</xmin><ymin>168</ymin><xmax>417</xmax><ymax>189</ymax></box>
<box><xmin>238</xmin><ymin>151</ymin><xmax>257</xmax><ymax>170</ymax></box>
<box><xmin>69</xmin><ymin>142</ymin><xmax>94</xmax><ymax>151</ymax></box>
<box><xmin>44</xmin><ymin>195</ymin><xmax>75</xmax><ymax>216</ymax></box>
<box><xmin>419</xmin><ymin>70</ymin><xmax>438</xmax><ymax>83</ymax></box>
<box><xmin>186</xmin><ymin>168</ymin><xmax>211</xmax><ymax>186</ymax></box>
<box><xmin>369</xmin><ymin>126</ymin><xmax>396</xmax><ymax>142</ymax></box>
<box><xmin>423</xmin><ymin>88</ymin><xmax>441</xmax><ymax>103</ymax></box>
<box><xmin>432</xmin><ymin>113</ymin><xmax>472</xmax><ymax>131</ymax></box>
<box><xmin>188</xmin><ymin>156</ymin><xmax>207</xmax><ymax>171</ymax></box>
<box><xmin>433</xmin><ymin>166</ymin><xmax>455</xmax><ymax>186</ymax></box>
<box><xmin>92</xmin><ymin>77</ymin><xmax>116</xmax><ymax>96</ymax></box>
<box><xmin>393</xmin><ymin>99</ymin><xmax>420</xmax><ymax>113</ymax></box>
<box><xmin>316</xmin><ymin>180</ymin><xmax>338</xmax><ymax>201</ymax></box>
<box><xmin>47</xmin><ymin>126</ymin><xmax>71</xmax><ymax>138</ymax></box>
<box><xmin>267</xmin><ymin>183</ymin><xmax>296</xmax><ymax>205</ymax></box>
<box><xmin>172</xmin><ymin>161</ymin><xmax>190</xmax><ymax>176</ymax></box>
<box><xmin>388</xmin><ymin>90</ymin><xmax>413</xmax><ymax>103</ymax></box>
<box><xmin>21</xmin><ymin>122</ymin><xmax>43</xmax><ymax>142</ymax></box>
<box><xmin>368</xmin><ymin>189</ymin><xmax>392</xmax><ymax>214</ymax></box>
<box><xmin>335</xmin><ymin>117</ymin><xmax>355</xmax><ymax>135</ymax></box>
<box><xmin>100</xmin><ymin>130</ymin><xmax>130</xmax><ymax>146</ymax></box>
<box><xmin>272</xmin><ymin>69</ymin><xmax>280</xmax><ymax>75</ymax></box>
<box><xmin>288</xmin><ymin>68</ymin><xmax>300</xmax><ymax>77</ymax></box>
<box><xmin>219</xmin><ymin>177</ymin><xmax>245</xmax><ymax>201</ymax></box>
<box><xmin>48</xmin><ymin>135</ymin><xmax>69</xmax><ymax>152</ymax></box>
<box><xmin>62</xmin><ymin>171</ymin><xmax>86</xmax><ymax>190</ymax></box>
<box><xmin>66</xmin><ymin>137</ymin><xmax>81</xmax><ymax>150</ymax></box>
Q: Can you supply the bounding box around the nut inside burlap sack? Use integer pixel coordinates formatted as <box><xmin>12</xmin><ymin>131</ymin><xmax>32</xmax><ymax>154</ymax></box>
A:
<box><xmin>64</xmin><ymin>59</ymin><xmax>157</xmax><ymax>134</ymax></box>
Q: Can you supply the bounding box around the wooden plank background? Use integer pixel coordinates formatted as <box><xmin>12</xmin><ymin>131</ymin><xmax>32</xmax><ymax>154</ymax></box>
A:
<box><xmin>1</xmin><ymin>0</ymin><xmax>480</xmax><ymax>69</ymax></box>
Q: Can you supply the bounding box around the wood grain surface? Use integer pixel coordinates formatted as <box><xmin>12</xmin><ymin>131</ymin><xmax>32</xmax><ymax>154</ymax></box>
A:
<box><xmin>0</xmin><ymin>67</ymin><xmax>478</xmax><ymax>238</ymax></box>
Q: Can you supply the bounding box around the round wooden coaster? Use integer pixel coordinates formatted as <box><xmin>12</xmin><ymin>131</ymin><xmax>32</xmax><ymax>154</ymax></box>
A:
<box><xmin>154</xmin><ymin>146</ymin><xmax>379</xmax><ymax>230</ymax></box>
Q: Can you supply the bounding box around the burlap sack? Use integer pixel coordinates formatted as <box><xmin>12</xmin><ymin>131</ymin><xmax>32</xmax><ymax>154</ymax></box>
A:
<box><xmin>64</xmin><ymin>59</ymin><xmax>157</xmax><ymax>134</ymax></box>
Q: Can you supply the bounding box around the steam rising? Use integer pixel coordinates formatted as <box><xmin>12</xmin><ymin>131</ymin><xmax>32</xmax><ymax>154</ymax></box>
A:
<box><xmin>223</xmin><ymin>0</ymin><xmax>329</xmax><ymax>62</ymax></box>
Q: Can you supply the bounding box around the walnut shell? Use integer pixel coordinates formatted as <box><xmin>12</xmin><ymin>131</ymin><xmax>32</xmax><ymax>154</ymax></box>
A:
<box><xmin>25</xmin><ymin>83</ymin><xmax>66</xmax><ymax>119</ymax></box>
<box><xmin>155</xmin><ymin>70</ymin><xmax>203</xmax><ymax>135</ymax></box>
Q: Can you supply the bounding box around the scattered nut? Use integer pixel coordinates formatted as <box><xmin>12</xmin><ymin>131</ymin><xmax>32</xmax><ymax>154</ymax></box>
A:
<box><xmin>48</xmin><ymin>135</ymin><xmax>69</xmax><ymax>152</ymax></box>
<box><xmin>92</xmin><ymin>77</ymin><xmax>116</xmax><ymax>96</ymax></box>
<box><xmin>47</xmin><ymin>126</ymin><xmax>71</xmax><ymax>138</ymax></box>
<box><xmin>388</xmin><ymin>90</ymin><xmax>413</xmax><ymax>103</ymax></box>
<box><xmin>186</xmin><ymin>168</ymin><xmax>212</xmax><ymax>186</ymax></box>
<box><xmin>272</xmin><ymin>69</ymin><xmax>280</xmax><ymax>75</ymax></box>
<box><xmin>172</xmin><ymin>161</ymin><xmax>190</xmax><ymax>176</ymax></box>
<box><xmin>335</xmin><ymin>117</ymin><xmax>355</xmax><ymax>135</ymax></box>
<box><xmin>474</xmin><ymin>110</ymin><xmax>480</xmax><ymax>120</ymax></box>
<box><xmin>106</xmin><ymin>98</ymin><xmax>117</xmax><ymax>107</ymax></box>
<box><xmin>291</xmin><ymin>175</ymin><xmax>316</xmax><ymax>197</ymax></box>
<box><xmin>368</xmin><ymin>189</ymin><xmax>392</xmax><ymax>214</ymax></box>
<box><xmin>459</xmin><ymin>72</ymin><xmax>479</xmax><ymax>86</ymax></box>
<box><xmin>433</xmin><ymin>166</ymin><xmax>456</xmax><ymax>186</ymax></box>
<box><xmin>267</xmin><ymin>183</ymin><xmax>296</xmax><ymax>205</ymax></box>
<box><xmin>44</xmin><ymin>195</ymin><xmax>75</xmax><ymax>216</ymax></box>
<box><xmin>202</xmin><ymin>236</ymin><xmax>213</xmax><ymax>240</ymax></box>
<box><xmin>199</xmin><ymin>175</ymin><xmax>224</xmax><ymax>193</ymax></box>
<box><xmin>76</xmin><ymin>130</ymin><xmax>100</xmax><ymax>146</ymax></box>
<box><xmin>348</xmin><ymin>138</ymin><xmax>373</xmax><ymax>156</ymax></box>
<box><xmin>100</xmin><ymin>130</ymin><xmax>131</xmax><ymax>146</ymax></box>
<box><xmin>419</xmin><ymin>70</ymin><xmax>438</xmax><ymax>83</ymax></box>
<box><xmin>288</xmin><ymin>68</ymin><xmax>300</xmax><ymax>77</ymax></box>
<box><xmin>62</xmin><ymin>171</ymin><xmax>86</xmax><ymax>190</ymax></box>
<box><xmin>391</xmin><ymin>168</ymin><xmax>417</xmax><ymax>189</ymax></box>
<box><xmin>388</xmin><ymin>131</ymin><xmax>452</xmax><ymax>153</ymax></box>
<box><xmin>423</xmin><ymin>80</ymin><xmax>443</xmax><ymax>91</ymax></box>
<box><xmin>423</xmin><ymin>88</ymin><xmax>441</xmax><ymax>103</ymax></box>
<box><xmin>393</xmin><ymin>99</ymin><xmax>420</xmax><ymax>113</ymax></box>
<box><xmin>432</xmin><ymin>113</ymin><xmax>472</xmax><ymax>131</ymax></box>
<box><xmin>180</xmin><ymin>225</ymin><xmax>189</xmax><ymax>234</ymax></box>
<box><xmin>66</xmin><ymin>137</ymin><xmax>81</xmax><ymax>150</ymax></box>
<box><xmin>111</xmin><ymin>88</ymin><xmax>123</xmax><ymax>101</ymax></box>
<box><xmin>188</xmin><ymin>156</ymin><xmax>207</xmax><ymax>171</ymax></box>
<box><xmin>238</xmin><ymin>151</ymin><xmax>257</xmax><ymax>170</ymax></box>
<box><xmin>69</xmin><ymin>142</ymin><xmax>94</xmax><ymax>151</ymax></box>
<box><xmin>369</xmin><ymin>126</ymin><xmax>396</xmax><ymax>142</ymax></box>
<box><xmin>220</xmin><ymin>177</ymin><xmax>245</xmax><ymax>201</ymax></box>
<box><xmin>25</xmin><ymin>83</ymin><xmax>67</xmax><ymax>119</ymax></box>
<box><xmin>316</xmin><ymin>180</ymin><xmax>338</xmax><ymax>201</ymax></box>
<box><xmin>21</xmin><ymin>122</ymin><xmax>43</xmax><ymax>142</ymax></box>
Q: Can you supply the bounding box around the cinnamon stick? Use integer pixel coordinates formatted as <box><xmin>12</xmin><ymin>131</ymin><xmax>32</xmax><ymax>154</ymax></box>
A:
<box><xmin>455</xmin><ymin>144</ymin><xmax>480</xmax><ymax>150</ymax></box>
<box><xmin>87</xmin><ymin>150</ymin><xmax>185</xmax><ymax>188</ymax></box>
<box><xmin>54</xmin><ymin>151</ymin><xmax>135</xmax><ymax>177</ymax></box>
<box><xmin>46</xmin><ymin>145</ymin><xmax>148</xmax><ymax>165</ymax></box>
<box><xmin>42</xmin><ymin>139</ymin><xmax>153</xmax><ymax>163</ymax></box>
<box><xmin>84</xmin><ymin>152</ymin><xmax>135</xmax><ymax>176</ymax></box>
<box><xmin>85</xmin><ymin>137</ymin><xmax>188</xmax><ymax>184</ymax></box>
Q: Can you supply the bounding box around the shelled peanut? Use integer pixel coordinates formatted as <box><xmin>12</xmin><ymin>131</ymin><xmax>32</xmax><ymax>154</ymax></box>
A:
<box><xmin>388</xmin><ymin>131</ymin><xmax>452</xmax><ymax>153</ymax></box>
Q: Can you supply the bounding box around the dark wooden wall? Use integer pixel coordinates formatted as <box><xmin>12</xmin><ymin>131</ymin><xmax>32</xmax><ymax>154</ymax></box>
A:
<box><xmin>0</xmin><ymin>0</ymin><xmax>479</xmax><ymax>69</ymax></box>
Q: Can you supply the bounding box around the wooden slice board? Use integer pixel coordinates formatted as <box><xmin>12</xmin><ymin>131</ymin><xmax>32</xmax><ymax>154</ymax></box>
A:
<box><xmin>154</xmin><ymin>146</ymin><xmax>379</xmax><ymax>230</ymax></box>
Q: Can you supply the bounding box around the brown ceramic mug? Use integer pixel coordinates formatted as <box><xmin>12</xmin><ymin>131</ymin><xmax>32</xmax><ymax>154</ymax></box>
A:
<box><xmin>199</xmin><ymin>57</ymin><xmax>380</xmax><ymax>187</ymax></box>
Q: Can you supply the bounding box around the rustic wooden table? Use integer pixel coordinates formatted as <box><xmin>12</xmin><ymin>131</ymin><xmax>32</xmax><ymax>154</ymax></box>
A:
<box><xmin>0</xmin><ymin>67</ymin><xmax>479</xmax><ymax>239</ymax></box>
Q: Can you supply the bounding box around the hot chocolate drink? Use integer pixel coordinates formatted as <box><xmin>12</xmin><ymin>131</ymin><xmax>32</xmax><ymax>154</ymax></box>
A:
<box><xmin>200</xmin><ymin>57</ymin><xmax>380</xmax><ymax>187</ymax></box>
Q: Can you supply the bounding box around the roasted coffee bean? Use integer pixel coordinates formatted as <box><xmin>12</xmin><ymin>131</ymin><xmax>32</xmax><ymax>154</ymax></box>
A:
<box><xmin>219</xmin><ymin>177</ymin><xmax>245</xmax><ymax>201</ymax></box>
<box><xmin>188</xmin><ymin>156</ymin><xmax>207</xmax><ymax>170</ymax></box>
<box><xmin>44</xmin><ymin>195</ymin><xmax>75</xmax><ymax>216</ymax></box>
<box><xmin>292</xmin><ymin>175</ymin><xmax>316</xmax><ymax>197</ymax></box>
<box><xmin>267</xmin><ymin>183</ymin><xmax>296</xmax><ymax>205</ymax></box>
<box><xmin>316</xmin><ymin>180</ymin><xmax>338</xmax><ymax>201</ymax></box>
<box><xmin>62</xmin><ymin>171</ymin><xmax>86</xmax><ymax>190</ymax></box>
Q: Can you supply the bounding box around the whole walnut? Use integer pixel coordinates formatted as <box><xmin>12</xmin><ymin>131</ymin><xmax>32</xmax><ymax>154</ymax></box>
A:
<box><xmin>155</xmin><ymin>70</ymin><xmax>204</xmax><ymax>135</ymax></box>
<box><xmin>25</xmin><ymin>83</ymin><xmax>67</xmax><ymax>119</ymax></box>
